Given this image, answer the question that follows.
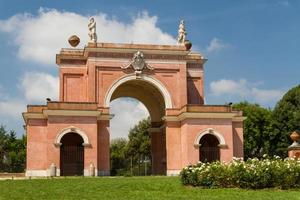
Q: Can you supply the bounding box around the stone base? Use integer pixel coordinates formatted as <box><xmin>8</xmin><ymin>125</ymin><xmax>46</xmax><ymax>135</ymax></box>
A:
<box><xmin>25</xmin><ymin>169</ymin><xmax>61</xmax><ymax>177</ymax></box>
<box><xmin>26</xmin><ymin>170</ymin><xmax>47</xmax><ymax>177</ymax></box>
<box><xmin>83</xmin><ymin>169</ymin><xmax>98</xmax><ymax>177</ymax></box>
<box><xmin>25</xmin><ymin>169</ymin><xmax>111</xmax><ymax>177</ymax></box>
<box><xmin>288</xmin><ymin>148</ymin><xmax>300</xmax><ymax>158</ymax></box>
<box><xmin>166</xmin><ymin>170</ymin><xmax>181</xmax><ymax>176</ymax></box>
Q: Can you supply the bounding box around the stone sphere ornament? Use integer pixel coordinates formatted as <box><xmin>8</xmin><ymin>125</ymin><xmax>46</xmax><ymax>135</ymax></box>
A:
<box><xmin>68</xmin><ymin>35</ymin><xmax>80</xmax><ymax>47</ymax></box>
<box><xmin>184</xmin><ymin>40</ymin><xmax>192</xmax><ymax>50</ymax></box>
<box><xmin>290</xmin><ymin>131</ymin><xmax>300</xmax><ymax>142</ymax></box>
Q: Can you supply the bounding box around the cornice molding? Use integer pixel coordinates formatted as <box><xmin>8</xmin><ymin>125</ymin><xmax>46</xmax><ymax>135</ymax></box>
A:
<box><xmin>44</xmin><ymin>110</ymin><xmax>101</xmax><ymax>117</ymax></box>
<box><xmin>23</xmin><ymin>109</ymin><xmax>104</xmax><ymax>123</ymax></box>
<box><xmin>163</xmin><ymin>112</ymin><xmax>246</xmax><ymax>122</ymax></box>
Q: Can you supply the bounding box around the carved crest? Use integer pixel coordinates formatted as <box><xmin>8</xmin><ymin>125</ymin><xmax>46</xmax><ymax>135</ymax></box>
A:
<box><xmin>122</xmin><ymin>51</ymin><xmax>153</xmax><ymax>75</ymax></box>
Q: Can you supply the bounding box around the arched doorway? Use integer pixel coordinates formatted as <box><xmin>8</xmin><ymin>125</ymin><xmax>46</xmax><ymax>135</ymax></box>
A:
<box><xmin>199</xmin><ymin>134</ymin><xmax>220</xmax><ymax>162</ymax></box>
<box><xmin>107</xmin><ymin>76</ymin><xmax>169</xmax><ymax>175</ymax></box>
<box><xmin>60</xmin><ymin>133</ymin><xmax>84</xmax><ymax>176</ymax></box>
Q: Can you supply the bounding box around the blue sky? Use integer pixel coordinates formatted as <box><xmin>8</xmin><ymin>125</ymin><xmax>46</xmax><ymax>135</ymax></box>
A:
<box><xmin>0</xmin><ymin>0</ymin><xmax>299</xmax><ymax>137</ymax></box>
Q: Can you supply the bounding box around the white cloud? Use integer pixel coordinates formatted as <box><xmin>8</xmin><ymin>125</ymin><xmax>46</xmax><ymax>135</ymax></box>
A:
<box><xmin>0</xmin><ymin>84</ymin><xmax>26</xmax><ymax>119</ymax></box>
<box><xmin>20</xmin><ymin>72</ymin><xmax>59</xmax><ymax>103</ymax></box>
<box><xmin>0</xmin><ymin>9</ymin><xmax>175</xmax><ymax>136</ymax></box>
<box><xmin>209</xmin><ymin>79</ymin><xmax>285</xmax><ymax>105</ymax></box>
<box><xmin>210</xmin><ymin>79</ymin><xmax>247</xmax><ymax>96</ymax></box>
<box><xmin>0</xmin><ymin>100</ymin><xmax>26</xmax><ymax>118</ymax></box>
<box><xmin>0</xmin><ymin>8</ymin><xmax>176</xmax><ymax>65</ymax></box>
<box><xmin>251</xmin><ymin>88</ymin><xmax>285</xmax><ymax>103</ymax></box>
<box><xmin>205</xmin><ymin>38</ymin><xmax>227</xmax><ymax>53</ymax></box>
<box><xmin>0</xmin><ymin>72</ymin><xmax>58</xmax><ymax>134</ymax></box>
<box><xmin>110</xmin><ymin>98</ymin><xmax>149</xmax><ymax>139</ymax></box>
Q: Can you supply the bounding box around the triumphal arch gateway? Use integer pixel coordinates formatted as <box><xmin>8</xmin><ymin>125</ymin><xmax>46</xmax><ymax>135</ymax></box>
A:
<box><xmin>23</xmin><ymin>19</ymin><xmax>244</xmax><ymax>176</ymax></box>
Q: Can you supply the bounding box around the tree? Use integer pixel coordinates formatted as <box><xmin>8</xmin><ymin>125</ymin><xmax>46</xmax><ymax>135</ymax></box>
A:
<box><xmin>0</xmin><ymin>126</ymin><xmax>8</xmax><ymax>170</ymax></box>
<box><xmin>110</xmin><ymin>138</ymin><xmax>128</xmax><ymax>176</ymax></box>
<box><xmin>6</xmin><ymin>133</ymin><xmax>26</xmax><ymax>172</ymax></box>
<box><xmin>0</xmin><ymin>125</ymin><xmax>26</xmax><ymax>172</ymax></box>
<box><xmin>126</xmin><ymin>118</ymin><xmax>151</xmax><ymax>175</ymax></box>
<box><xmin>109</xmin><ymin>118</ymin><xmax>151</xmax><ymax>176</ymax></box>
<box><xmin>271</xmin><ymin>85</ymin><xmax>300</xmax><ymax>157</ymax></box>
<box><xmin>233</xmin><ymin>102</ymin><xmax>273</xmax><ymax>159</ymax></box>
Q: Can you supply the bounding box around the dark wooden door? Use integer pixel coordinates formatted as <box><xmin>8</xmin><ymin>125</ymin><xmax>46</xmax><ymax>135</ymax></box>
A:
<box><xmin>200</xmin><ymin>134</ymin><xmax>220</xmax><ymax>162</ymax></box>
<box><xmin>60</xmin><ymin>133</ymin><xmax>84</xmax><ymax>176</ymax></box>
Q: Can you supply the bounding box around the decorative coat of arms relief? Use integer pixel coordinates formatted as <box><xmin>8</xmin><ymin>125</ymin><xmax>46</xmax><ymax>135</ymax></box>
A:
<box><xmin>122</xmin><ymin>51</ymin><xmax>153</xmax><ymax>77</ymax></box>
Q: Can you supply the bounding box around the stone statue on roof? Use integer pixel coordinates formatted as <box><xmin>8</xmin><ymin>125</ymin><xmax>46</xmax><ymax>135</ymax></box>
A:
<box><xmin>88</xmin><ymin>17</ymin><xmax>97</xmax><ymax>43</ymax></box>
<box><xmin>177</xmin><ymin>20</ymin><xmax>186</xmax><ymax>45</ymax></box>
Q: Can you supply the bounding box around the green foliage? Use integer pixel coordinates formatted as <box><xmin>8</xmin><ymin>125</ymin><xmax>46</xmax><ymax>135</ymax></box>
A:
<box><xmin>271</xmin><ymin>85</ymin><xmax>300</xmax><ymax>157</ymax></box>
<box><xmin>232</xmin><ymin>85</ymin><xmax>300</xmax><ymax>159</ymax></box>
<box><xmin>110</xmin><ymin>138</ymin><xmax>129</xmax><ymax>176</ymax></box>
<box><xmin>0</xmin><ymin>125</ymin><xmax>26</xmax><ymax>172</ymax></box>
<box><xmin>110</xmin><ymin>118</ymin><xmax>151</xmax><ymax>176</ymax></box>
<box><xmin>126</xmin><ymin>117</ymin><xmax>151</xmax><ymax>176</ymax></box>
<box><xmin>126</xmin><ymin>118</ymin><xmax>151</xmax><ymax>158</ymax></box>
<box><xmin>180</xmin><ymin>156</ymin><xmax>300</xmax><ymax>189</ymax></box>
<box><xmin>233</xmin><ymin>102</ymin><xmax>273</xmax><ymax>159</ymax></box>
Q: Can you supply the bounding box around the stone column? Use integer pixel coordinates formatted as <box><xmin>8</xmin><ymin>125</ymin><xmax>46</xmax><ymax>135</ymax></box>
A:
<box><xmin>149</xmin><ymin>127</ymin><xmax>166</xmax><ymax>175</ymax></box>
<box><xmin>97</xmin><ymin>119</ymin><xmax>110</xmax><ymax>176</ymax></box>
<box><xmin>165</xmin><ymin>121</ymin><xmax>182</xmax><ymax>176</ymax></box>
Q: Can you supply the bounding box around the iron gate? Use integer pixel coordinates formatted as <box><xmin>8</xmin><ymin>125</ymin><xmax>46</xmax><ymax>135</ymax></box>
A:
<box><xmin>200</xmin><ymin>146</ymin><xmax>220</xmax><ymax>162</ymax></box>
<box><xmin>60</xmin><ymin>145</ymin><xmax>84</xmax><ymax>176</ymax></box>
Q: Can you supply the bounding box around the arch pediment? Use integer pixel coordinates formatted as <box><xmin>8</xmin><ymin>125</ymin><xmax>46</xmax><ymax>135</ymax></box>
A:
<box><xmin>194</xmin><ymin>128</ymin><xmax>227</xmax><ymax>149</ymax></box>
<box><xmin>54</xmin><ymin>126</ymin><xmax>90</xmax><ymax>147</ymax></box>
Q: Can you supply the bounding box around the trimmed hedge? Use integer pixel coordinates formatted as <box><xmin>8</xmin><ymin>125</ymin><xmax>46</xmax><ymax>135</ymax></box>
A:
<box><xmin>180</xmin><ymin>156</ymin><xmax>300</xmax><ymax>189</ymax></box>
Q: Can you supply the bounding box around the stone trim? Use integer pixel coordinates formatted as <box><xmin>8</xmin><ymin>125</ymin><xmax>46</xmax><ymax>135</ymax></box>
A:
<box><xmin>25</xmin><ymin>170</ymin><xmax>47</xmax><ymax>177</ymax></box>
<box><xmin>232</xmin><ymin>116</ymin><xmax>247</xmax><ymax>122</ymax></box>
<box><xmin>288</xmin><ymin>142</ymin><xmax>300</xmax><ymax>150</ymax></box>
<box><xmin>84</xmin><ymin>169</ymin><xmax>98</xmax><ymax>176</ymax></box>
<box><xmin>23</xmin><ymin>109</ymin><xmax>103</xmax><ymax>123</ymax></box>
<box><xmin>104</xmin><ymin>74</ymin><xmax>173</xmax><ymax>108</ymax></box>
<box><xmin>164</xmin><ymin>112</ymin><xmax>243</xmax><ymax>122</ymax></box>
<box><xmin>25</xmin><ymin>169</ymin><xmax>61</xmax><ymax>177</ymax></box>
<box><xmin>97</xmin><ymin>114</ymin><xmax>114</xmax><ymax>120</ymax></box>
<box><xmin>166</xmin><ymin>170</ymin><xmax>181</xmax><ymax>176</ymax></box>
<box><xmin>55</xmin><ymin>126</ymin><xmax>90</xmax><ymax>146</ymax></box>
<box><xmin>87</xmin><ymin>57</ymin><xmax>187</xmax><ymax>65</ymax></box>
<box><xmin>85</xmin><ymin>48</ymin><xmax>189</xmax><ymax>57</ymax></box>
<box><xmin>44</xmin><ymin>110</ymin><xmax>101</xmax><ymax>117</ymax></box>
<box><xmin>22</xmin><ymin>113</ymin><xmax>45</xmax><ymax>123</ymax></box>
<box><xmin>194</xmin><ymin>128</ymin><xmax>226</xmax><ymax>148</ymax></box>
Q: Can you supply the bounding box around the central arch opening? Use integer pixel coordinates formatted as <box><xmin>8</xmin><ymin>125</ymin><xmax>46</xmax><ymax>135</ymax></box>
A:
<box><xmin>108</xmin><ymin>77</ymin><xmax>168</xmax><ymax>175</ymax></box>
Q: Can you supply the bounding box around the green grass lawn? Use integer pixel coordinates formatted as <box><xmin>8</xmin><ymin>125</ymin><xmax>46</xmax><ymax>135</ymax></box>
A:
<box><xmin>0</xmin><ymin>176</ymin><xmax>300</xmax><ymax>200</ymax></box>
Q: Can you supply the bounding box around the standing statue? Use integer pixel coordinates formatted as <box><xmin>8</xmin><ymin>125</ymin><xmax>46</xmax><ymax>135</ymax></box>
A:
<box><xmin>177</xmin><ymin>20</ymin><xmax>186</xmax><ymax>45</ymax></box>
<box><xmin>88</xmin><ymin>17</ymin><xmax>97</xmax><ymax>43</ymax></box>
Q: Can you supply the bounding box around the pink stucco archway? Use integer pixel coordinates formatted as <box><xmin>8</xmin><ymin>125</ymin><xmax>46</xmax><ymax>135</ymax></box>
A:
<box><xmin>23</xmin><ymin>42</ymin><xmax>244</xmax><ymax>177</ymax></box>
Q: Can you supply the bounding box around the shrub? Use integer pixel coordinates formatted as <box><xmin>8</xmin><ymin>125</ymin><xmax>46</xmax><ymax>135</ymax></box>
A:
<box><xmin>180</xmin><ymin>156</ymin><xmax>300</xmax><ymax>189</ymax></box>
